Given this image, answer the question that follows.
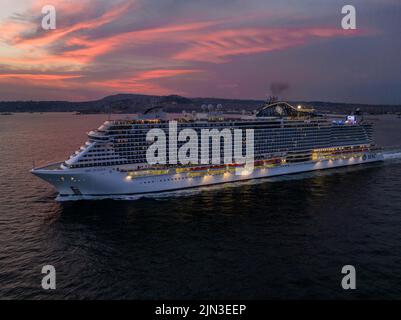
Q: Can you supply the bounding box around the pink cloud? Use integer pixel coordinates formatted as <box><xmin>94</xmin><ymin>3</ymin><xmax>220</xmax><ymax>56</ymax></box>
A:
<box><xmin>0</xmin><ymin>73</ymin><xmax>81</xmax><ymax>80</ymax></box>
<box><xmin>173</xmin><ymin>28</ymin><xmax>363</xmax><ymax>63</ymax></box>
<box><xmin>0</xmin><ymin>0</ymin><xmax>373</xmax><ymax>100</ymax></box>
<box><xmin>11</xmin><ymin>1</ymin><xmax>135</xmax><ymax>47</ymax></box>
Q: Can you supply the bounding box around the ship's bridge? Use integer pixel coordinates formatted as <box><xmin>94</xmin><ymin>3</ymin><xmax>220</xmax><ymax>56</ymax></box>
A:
<box><xmin>256</xmin><ymin>101</ymin><xmax>316</xmax><ymax>118</ymax></box>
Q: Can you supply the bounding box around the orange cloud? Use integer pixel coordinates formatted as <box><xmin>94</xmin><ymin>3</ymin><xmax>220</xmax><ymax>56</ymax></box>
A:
<box><xmin>91</xmin><ymin>69</ymin><xmax>200</xmax><ymax>95</ymax></box>
<box><xmin>0</xmin><ymin>73</ymin><xmax>81</xmax><ymax>80</ymax></box>
<box><xmin>0</xmin><ymin>73</ymin><xmax>82</xmax><ymax>90</ymax></box>
<box><xmin>0</xmin><ymin>0</ymin><xmax>135</xmax><ymax>69</ymax></box>
<box><xmin>133</xmin><ymin>69</ymin><xmax>201</xmax><ymax>80</ymax></box>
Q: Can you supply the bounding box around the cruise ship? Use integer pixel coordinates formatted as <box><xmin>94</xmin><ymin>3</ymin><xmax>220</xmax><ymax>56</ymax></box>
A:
<box><xmin>31</xmin><ymin>100</ymin><xmax>384</xmax><ymax>200</ymax></box>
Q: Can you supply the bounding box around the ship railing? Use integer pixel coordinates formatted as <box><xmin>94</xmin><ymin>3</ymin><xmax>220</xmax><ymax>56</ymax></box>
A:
<box><xmin>121</xmin><ymin>158</ymin><xmax>286</xmax><ymax>178</ymax></box>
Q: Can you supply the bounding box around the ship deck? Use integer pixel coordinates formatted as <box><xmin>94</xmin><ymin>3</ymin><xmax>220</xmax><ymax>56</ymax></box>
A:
<box><xmin>33</xmin><ymin>162</ymin><xmax>63</xmax><ymax>171</ymax></box>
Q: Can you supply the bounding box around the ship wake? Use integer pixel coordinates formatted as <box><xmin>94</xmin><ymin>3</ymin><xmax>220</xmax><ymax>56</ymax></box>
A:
<box><xmin>383</xmin><ymin>149</ymin><xmax>401</xmax><ymax>160</ymax></box>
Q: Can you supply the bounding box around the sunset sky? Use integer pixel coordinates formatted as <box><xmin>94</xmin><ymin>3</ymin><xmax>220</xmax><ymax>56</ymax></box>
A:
<box><xmin>0</xmin><ymin>0</ymin><xmax>400</xmax><ymax>103</ymax></box>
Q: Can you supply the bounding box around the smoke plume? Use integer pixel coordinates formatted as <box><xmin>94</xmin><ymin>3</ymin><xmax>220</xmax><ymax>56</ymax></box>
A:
<box><xmin>270</xmin><ymin>82</ymin><xmax>290</xmax><ymax>96</ymax></box>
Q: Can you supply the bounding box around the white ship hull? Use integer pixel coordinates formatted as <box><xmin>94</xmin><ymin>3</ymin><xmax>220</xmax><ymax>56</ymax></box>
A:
<box><xmin>32</xmin><ymin>152</ymin><xmax>384</xmax><ymax>201</ymax></box>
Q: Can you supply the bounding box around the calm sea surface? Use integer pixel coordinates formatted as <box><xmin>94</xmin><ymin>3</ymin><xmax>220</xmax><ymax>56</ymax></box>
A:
<box><xmin>1</xmin><ymin>113</ymin><xmax>401</xmax><ymax>299</ymax></box>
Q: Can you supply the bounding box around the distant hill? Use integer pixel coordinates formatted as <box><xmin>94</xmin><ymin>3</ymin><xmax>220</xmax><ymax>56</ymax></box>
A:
<box><xmin>0</xmin><ymin>93</ymin><xmax>400</xmax><ymax>114</ymax></box>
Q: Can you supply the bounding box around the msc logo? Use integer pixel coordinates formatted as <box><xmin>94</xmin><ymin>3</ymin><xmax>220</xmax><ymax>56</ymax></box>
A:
<box><xmin>363</xmin><ymin>154</ymin><xmax>377</xmax><ymax>161</ymax></box>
